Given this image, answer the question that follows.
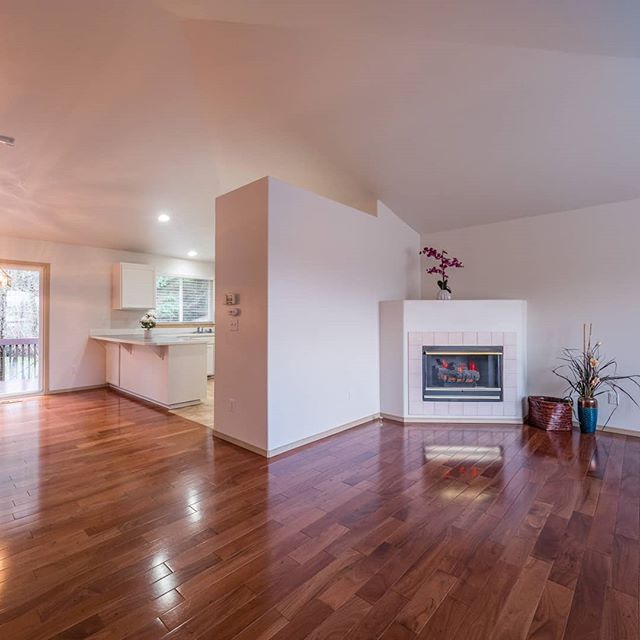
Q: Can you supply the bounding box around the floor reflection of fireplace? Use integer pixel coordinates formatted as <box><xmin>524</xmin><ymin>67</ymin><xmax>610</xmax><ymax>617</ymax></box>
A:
<box><xmin>424</xmin><ymin>444</ymin><xmax>504</xmax><ymax>463</ymax></box>
<box><xmin>424</xmin><ymin>444</ymin><xmax>504</xmax><ymax>481</ymax></box>
<box><xmin>423</xmin><ymin>345</ymin><xmax>503</xmax><ymax>401</ymax></box>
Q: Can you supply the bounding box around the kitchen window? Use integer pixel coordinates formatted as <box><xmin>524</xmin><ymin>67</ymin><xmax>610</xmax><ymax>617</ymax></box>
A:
<box><xmin>156</xmin><ymin>275</ymin><xmax>213</xmax><ymax>323</ymax></box>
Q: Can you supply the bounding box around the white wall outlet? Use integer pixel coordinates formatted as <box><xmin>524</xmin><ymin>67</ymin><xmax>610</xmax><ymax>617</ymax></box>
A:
<box><xmin>229</xmin><ymin>318</ymin><xmax>239</xmax><ymax>331</ymax></box>
<box><xmin>228</xmin><ymin>398</ymin><xmax>236</xmax><ymax>413</ymax></box>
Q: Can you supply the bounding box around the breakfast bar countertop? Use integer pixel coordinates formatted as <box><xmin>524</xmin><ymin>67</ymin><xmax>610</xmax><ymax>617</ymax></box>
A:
<box><xmin>91</xmin><ymin>333</ymin><xmax>213</xmax><ymax>347</ymax></box>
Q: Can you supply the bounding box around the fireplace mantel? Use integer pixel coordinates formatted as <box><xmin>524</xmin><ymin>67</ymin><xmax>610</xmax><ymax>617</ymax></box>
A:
<box><xmin>380</xmin><ymin>300</ymin><xmax>527</xmax><ymax>424</ymax></box>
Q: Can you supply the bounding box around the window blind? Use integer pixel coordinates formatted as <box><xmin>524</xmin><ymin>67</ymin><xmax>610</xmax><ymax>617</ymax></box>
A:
<box><xmin>156</xmin><ymin>276</ymin><xmax>212</xmax><ymax>323</ymax></box>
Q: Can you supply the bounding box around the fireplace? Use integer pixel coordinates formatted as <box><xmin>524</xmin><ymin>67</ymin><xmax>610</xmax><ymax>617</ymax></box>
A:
<box><xmin>423</xmin><ymin>345</ymin><xmax>503</xmax><ymax>401</ymax></box>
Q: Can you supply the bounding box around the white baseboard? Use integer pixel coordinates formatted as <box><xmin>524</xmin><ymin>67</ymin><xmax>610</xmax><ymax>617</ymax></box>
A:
<box><xmin>384</xmin><ymin>413</ymin><xmax>640</xmax><ymax>437</ymax></box>
<box><xmin>564</xmin><ymin>420</ymin><xmax>640</xmax><ymax>438</ymax></box>
<box><xmin>381</xmin><ymin>412</ymin><xmax>524</xmax><ymax>425</ymax></box>
<box><xmin>212</xmin><ymin>413</ymin><xmax>380</xmax><ymax>458</ymax></box>
<box><xmin>595</xmin><ymin>423</ymin><xmax>640</xmax><ymax>437</ymax></box>
<box><xmin>47</xmin><ymin>384</ymin><xmax>108</xmax><ymax>395</ymax></box>
<box><xmin>106</xmin><ymin>385</ymin><xmax>201</xmax><ymax>410</ymax></box>
<box><xmin>211</xmin><ymin>430</ymin><xmax>268</xmax><ymax>456</ymax></box>
<box><xmin>266</xmin><ymin>414</ymin><xmax>380</xmax><ymax>457</ymax></box>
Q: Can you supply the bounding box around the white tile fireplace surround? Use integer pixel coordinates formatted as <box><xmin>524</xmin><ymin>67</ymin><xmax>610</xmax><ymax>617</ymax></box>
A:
<box><xmin>380</xmin><ymin>300</ymin><xmax>527</xmax><ymax>424</ymax></box>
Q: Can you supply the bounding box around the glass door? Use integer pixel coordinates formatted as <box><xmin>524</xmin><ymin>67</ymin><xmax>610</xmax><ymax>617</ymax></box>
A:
<box><xmin>0</xmin><ymin>263</ymin><xmax>46</xmax><ymax>398</ymax></box>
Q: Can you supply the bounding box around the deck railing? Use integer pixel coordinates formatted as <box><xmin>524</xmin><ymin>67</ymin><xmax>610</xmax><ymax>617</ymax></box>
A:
<box><xmin>0</xmin><ymin>338</ymin><xmax>39</xmax><ymax>381</ymax></box>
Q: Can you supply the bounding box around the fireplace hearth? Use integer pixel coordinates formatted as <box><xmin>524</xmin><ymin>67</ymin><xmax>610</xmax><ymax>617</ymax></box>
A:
<box><xmin>423</xmin><ymin>345</ymin><xmax>503</xmax><ymax>401</ymax></box>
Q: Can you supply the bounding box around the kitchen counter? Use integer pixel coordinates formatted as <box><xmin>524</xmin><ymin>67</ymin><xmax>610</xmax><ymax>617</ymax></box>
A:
<box><xmin>91</xmin><ymin>334</ymin><xmax>209</xmax><ymax>409</ymax></box>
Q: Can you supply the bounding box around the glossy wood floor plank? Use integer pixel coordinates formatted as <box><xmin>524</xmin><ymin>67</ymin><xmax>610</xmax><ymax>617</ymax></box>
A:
<box><xmin>0</xmin><ymin>389</ymin><xmax>638</xmax><ymax>639</ymax></box>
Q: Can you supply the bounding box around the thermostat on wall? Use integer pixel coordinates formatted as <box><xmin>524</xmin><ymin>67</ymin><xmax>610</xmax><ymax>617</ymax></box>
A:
<box><xmin>224</xmin><ymin>293</ymin><xmax>238</xmax><ymax>305</ymax></box>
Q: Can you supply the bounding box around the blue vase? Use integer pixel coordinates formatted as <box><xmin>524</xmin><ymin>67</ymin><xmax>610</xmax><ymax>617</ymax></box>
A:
<box><xmin>578</xmin><ymin>397</ymin><xmax>598</xmax><ymax>434</ymax></box>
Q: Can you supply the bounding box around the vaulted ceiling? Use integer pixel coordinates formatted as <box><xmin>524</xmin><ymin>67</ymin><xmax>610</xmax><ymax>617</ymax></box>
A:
<box><xmin>2</xmin><ymin>0</ymin><xmax>640</xmax><ymax>260</ymax></box>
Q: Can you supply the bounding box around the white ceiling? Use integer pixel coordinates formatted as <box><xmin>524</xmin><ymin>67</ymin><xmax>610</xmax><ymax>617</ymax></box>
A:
<box><xmin>2</xmin><ymin>1</ymin><xmax>640</xmax><ymax>260</ymax></box>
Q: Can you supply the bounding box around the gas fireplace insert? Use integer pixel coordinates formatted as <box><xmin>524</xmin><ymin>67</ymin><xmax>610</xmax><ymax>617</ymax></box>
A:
<box><xmin>423</xmin><ymin>345</ymin><xmax>503</xmax><ymax>401</ymax></box>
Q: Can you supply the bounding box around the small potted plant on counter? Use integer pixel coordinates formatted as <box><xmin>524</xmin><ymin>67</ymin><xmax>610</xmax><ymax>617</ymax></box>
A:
<box><xmin>552</xmin><ymin>323</ymin><xmax>640</xmax><ymax>434</ymax></box>
<box><xmin>419</xmin><ymin>246</ymin><xmax>464</xmax><ymax>300</ymax></box>
<box><xmin>140</xmin><ymin>310</ymin><xmax>157</xmax><ymax>339</ymax></box>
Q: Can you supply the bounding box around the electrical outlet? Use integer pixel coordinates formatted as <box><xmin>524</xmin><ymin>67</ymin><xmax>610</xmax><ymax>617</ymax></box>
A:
<box><xmin>229</xmin><ymin>318</ymin><xmax>239</xmax><ymax>331</ymax></box>
<box><xmin>608</xmin><ymin>390</ymin><xmax>619</xmax><ymax>406</ymax></box>
<box><xmin>228</xmin><ymin>398</ymin><xmax>236</xmax><ymax>413</ymax></box>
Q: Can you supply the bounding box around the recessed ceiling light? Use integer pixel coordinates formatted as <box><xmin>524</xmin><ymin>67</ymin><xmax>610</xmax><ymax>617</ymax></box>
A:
<box><xmin>187</xmin><ymin>250</ymin><xmax>198</xmax><ymax>258</ymax></box>
<box><xmin>157</xmin><ymin>212</ymin><xmax>171</xmax><ymax>223</ymax></box>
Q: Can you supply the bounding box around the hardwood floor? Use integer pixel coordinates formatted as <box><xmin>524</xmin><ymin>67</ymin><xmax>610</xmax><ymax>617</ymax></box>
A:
<box><xmin>0</xmin><ymin>389</ymin><xmax>638</xmax><ymax>639</ymax></box>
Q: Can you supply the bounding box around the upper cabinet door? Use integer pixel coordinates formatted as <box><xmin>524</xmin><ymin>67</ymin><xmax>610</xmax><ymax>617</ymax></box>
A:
<box><xmin>113</xmin><ymin>263</ymin><xmax>156</xmax><ymax>310</ymax></box>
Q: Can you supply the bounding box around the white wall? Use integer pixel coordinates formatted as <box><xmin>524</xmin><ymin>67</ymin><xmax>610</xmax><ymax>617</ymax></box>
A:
<box><xmin>267</xmin><ymin>180</ymin><xmax>420</xmax><ymax>451</ymax></box>
<box><xmin>0</xmin><ymin>236</ymin><xmax>214</xmax><ymax>392</ymax></box>
<box><xmin>379</xmin><ymin>301</ymin><xmax>406</xmax><ymax>418</ymax></box>
<box><xmin>214</xmin><ymin>177</ymin><xmax>420</xmax><ymax>454</ymax></box>
<box><xmin>421</xmin><ymin>198</ymin><xmax>640</xmax><ymax>432</ymax></box>
<box><xmin>214</xmin><ymin>178</ymin><xmax>270</xmax><ymax>452</ymax></box>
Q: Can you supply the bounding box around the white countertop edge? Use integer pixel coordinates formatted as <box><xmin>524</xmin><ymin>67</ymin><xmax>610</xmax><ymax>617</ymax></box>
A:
<box><xmin>91</xmin><ymin>334</ymin><xmax>211</xmax><ymax>347</ymax></box>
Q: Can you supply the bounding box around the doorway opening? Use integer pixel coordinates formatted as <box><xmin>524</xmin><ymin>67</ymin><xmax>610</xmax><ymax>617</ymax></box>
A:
<box><xmin>0</xmin><ymin>262</ymin><xmax>48</xmax><ymax>398</ymax></box>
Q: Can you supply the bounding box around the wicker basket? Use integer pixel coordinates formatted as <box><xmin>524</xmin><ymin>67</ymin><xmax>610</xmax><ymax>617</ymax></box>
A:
<box><xmin>527</xmin><ymin>396</ymin><xmax>574</xmax><ymax>431</ymax></box>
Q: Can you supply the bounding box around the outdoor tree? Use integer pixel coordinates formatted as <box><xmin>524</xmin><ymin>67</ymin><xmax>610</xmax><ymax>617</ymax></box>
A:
<box><xmin>0</xmin><ymin>269</ymin><xmax>40</xmax><ymax>338</ymax></box>
<box><xmin>0</xmin><ymin>269</ymin><xmax>40</xmax><ymax>383</ymax></box>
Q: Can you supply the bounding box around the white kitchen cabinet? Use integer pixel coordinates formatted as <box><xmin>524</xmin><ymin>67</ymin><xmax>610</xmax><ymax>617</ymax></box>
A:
<box><xmin>206</xmin><ymin>343</ymin><xmax>215</xmax><ymax>377</ymax></box>
<box><xmin>112</xmin><ymin>262</ymin><xmax>156</xmax><ymax>310</ymax></box>
<box><xmin>93</xmin><ymin>335</ymin><xmax>207</xmax><ymax>409</ymax></box>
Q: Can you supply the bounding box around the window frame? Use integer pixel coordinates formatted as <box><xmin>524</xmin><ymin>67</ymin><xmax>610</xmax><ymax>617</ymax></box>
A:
<box><xmin>155</xmin><ymin>273</ymin><xmax>214</xmax><ymax>326</ymax></box>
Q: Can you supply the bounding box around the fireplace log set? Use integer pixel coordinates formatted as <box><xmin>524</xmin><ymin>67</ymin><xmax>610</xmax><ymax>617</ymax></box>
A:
<box><xmin>434</xmin><ymin>358</ymin><xmax>481</xmax><ymax>386</ymax></box>
<box><xmin>423</xmin><ymin>346</ymin><xmax>503</xmax><ymax>401</ymax></box>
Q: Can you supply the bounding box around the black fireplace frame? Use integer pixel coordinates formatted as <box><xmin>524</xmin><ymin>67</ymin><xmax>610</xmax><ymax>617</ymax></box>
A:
<box><xmin>422</xmin><ymin>345</ymin><xmax>504</xmax><ymax>402</ymax></box>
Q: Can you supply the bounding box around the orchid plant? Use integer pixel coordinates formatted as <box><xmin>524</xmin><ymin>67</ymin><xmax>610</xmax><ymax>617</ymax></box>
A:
<box><xmin>552</xmin><ymin>323</ymin><xmax>640</xmax><ymax>425</ymax></box>
<box><xmin>419</xmin><ymin>247</ymin><xmax>464</xmax><ymax>294</ymax></box>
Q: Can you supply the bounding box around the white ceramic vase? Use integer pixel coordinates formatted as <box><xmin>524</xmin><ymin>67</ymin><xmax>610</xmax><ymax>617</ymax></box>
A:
<box><xmin>437</xmin><ymin>289</ymin><xmax>452</xmax><ymax>301</ymax></box>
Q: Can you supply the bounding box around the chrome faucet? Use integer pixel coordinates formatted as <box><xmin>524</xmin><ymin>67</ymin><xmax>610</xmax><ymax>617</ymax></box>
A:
<box><xmin>196</xmin><ymin>327</ymin><xmax>213</xmax><ymax>334</ymax></box>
